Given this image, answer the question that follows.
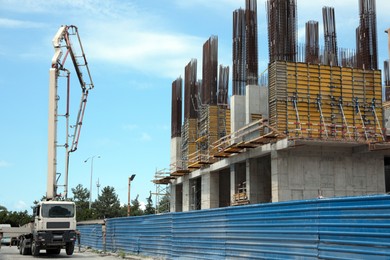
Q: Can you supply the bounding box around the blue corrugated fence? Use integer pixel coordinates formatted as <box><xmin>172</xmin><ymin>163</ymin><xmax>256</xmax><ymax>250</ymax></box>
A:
<box><xmin>77</xmin><ymin>195</ymin><xmax>390</xmax><ymax>259</ymax></box>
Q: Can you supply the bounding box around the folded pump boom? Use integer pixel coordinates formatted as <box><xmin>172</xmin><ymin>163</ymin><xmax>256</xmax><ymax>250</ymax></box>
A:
<box><xmin>47</xmin><ymin>25</ymin><xmax>94</xmax><ymax>200</ymax></box>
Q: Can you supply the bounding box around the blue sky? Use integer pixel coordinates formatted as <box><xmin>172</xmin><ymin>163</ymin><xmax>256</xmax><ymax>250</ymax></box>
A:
<box><xmin>0</xmin><ymin>0</ymin><xmax>389</xmax><ymax>213</ymax></box>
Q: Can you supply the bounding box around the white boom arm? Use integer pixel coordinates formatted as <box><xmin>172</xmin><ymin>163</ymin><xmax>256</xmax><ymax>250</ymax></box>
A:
<box><xmin>47</xmin><ymin>25</ymin><xmax>94</xmax><ymax>200</ymax></box>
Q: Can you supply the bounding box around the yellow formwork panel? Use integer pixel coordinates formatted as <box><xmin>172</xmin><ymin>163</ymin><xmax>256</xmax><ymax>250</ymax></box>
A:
<box><xmin>269</xmin><ymin>61</ymin><xmax>383</xmax><ymax>141</ymax></box>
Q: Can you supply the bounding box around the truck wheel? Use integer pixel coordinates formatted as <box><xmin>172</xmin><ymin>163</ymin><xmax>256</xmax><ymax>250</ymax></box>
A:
<box><xmin>20</xmin><ymin>239</ymin><xmax>29</xmax><ymax>255</ymax></box>
<box><xmin>65</xmin><ymin>242</ymin><xmax>74</xmax><ymax>255</ymax></box>
<box><xmin>31</xmin><ymin>241</ymin><xmax>40</xmax><ymax>256</ymax></box>
<box><xmin>19</xmin><ymin>239</ymin><xmax>23</xmax><ymax>255</ymax></box>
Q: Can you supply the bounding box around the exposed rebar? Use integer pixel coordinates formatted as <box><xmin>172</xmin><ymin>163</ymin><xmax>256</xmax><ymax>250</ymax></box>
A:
<box><xmin>267</xmin><ymin>0</ymin><xmax>297</xmax><ymax>63</ymax></box>
<box><xmin>184</xmin><ymin>59</ymin><xmax>198</xmax><ymax>119</ymax></box>
<box><xmin>202</xmin><ymin>36</ymin><xmax>218</xmax><ymax>105</ymax></box>
<box><xmin>323</xmin><ymin>6</ymin><xmax>338</xmax><ymax>66</ymax></box>
<box><xmin>171</xmin><ymin>77</ymin><xmax>182</xmax><ymax>138</ymax></box>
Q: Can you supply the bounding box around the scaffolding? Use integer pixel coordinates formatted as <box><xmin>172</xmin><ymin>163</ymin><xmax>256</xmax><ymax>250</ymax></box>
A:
<box><xmin>151</xmin><ymin>169</ymin><xmax>171</xmax><ymax>214</ymax></box>
<box><xmin>188</xmin><ymin>105</ymin><xmax>230</xmax><ymax>169</ymax></box>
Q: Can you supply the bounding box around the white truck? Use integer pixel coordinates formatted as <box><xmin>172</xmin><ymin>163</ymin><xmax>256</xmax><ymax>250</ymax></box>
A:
<box><xmin>0</xmin><ymin>25</ymin><xmax>93</xmax><ymax>257</ymax></box>
<box><xmin>19</xmin><ymin>201</ymin><xmax>77</xmax><ymax>256</ymax></box>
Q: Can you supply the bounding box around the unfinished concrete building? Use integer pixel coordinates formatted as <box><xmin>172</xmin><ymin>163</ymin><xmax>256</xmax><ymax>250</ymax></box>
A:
<box><xmin>163</xmin><ymin>0</ymin><xmax>390</xmax><ymax>212</ymax></box>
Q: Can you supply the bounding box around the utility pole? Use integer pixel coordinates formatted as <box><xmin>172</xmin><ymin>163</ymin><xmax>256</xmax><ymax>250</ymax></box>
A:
<box><xmin>84</xmin><ymin>155</ymin><xmax>100</xmax><ymax>209</ymax></box>
<box><xmin>127</xmin><ymin>174</ymin><xmax>136</xmax><ymax>216</ymax></box>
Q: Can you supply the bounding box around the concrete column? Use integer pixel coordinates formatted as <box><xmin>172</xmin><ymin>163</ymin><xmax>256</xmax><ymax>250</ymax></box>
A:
<box><xmin>170</xmin><ymin>184</ymin><xmax>176</xmax><ymax>212</ymax></box>
<box><xmin>230</xmin><ymin>164</ymin><xmax>237</xmax><ymax>205</ymax></box>
<box><xmin>231</xmin><ymin>95</ymin><xmax>246</xmax><ymax>143</ymax></box>
<box><xmin>201</xmin><ymin>171</ymin><xmax>219</xmax><ymax>209</ymax></box>
<box><xmin>182</xmin><ymin>175</ymin><xmax>190</xmax><ymax>212</ymax></box>
<box><xmin>259</xmin><ymin>86</ymin><xmax>269</xmax><ymax>119</ymax></box>
<box><xmin>170</xmin><ymin>137</ymin><xmax>182</xmax><ymax>171</ymax></box>
<box><xmin>245</xmin><ymin>159</ymin><xmax>252</xmax><ymax>202</ymax></box>
<box><xmin>271</xmin><ymin>150</ymin><xmax>281</xmax><ymax>202</ymax></box>
<box><xmin>245</xmin><ymin>85</ymin><xmax>261</xmax><ymax>124</ymax></box>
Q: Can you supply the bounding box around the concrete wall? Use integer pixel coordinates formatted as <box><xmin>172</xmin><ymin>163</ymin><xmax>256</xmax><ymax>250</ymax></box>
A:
<box><xmin>170</xmin><ymin>183</ymin><xmax>183</xmax><ymax>212</ymax></box>
<box><xmin>271</xmin><ymin>146</ymin><xmax>386</xmax><ymax>202</ymax></box>
<box><xmin>247</xmin><ymin>156</ymin><xmax>271</xmax><ymax>204</ymax></box>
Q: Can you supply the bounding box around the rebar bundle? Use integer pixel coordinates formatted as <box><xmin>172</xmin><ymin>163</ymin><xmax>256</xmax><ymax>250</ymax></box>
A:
<box><xmin>184</xmin><ymin>59</ymin><xmax>198</xmax><ymax>119</ymax></box>
<box><xmin>323</xmin><ymin>6</ymin><xmax>338</xmax><ymax>66</ymax></box>
<box><xmin>357</xmin><ymin>0</ymin><xmax>377</xmax><ymax>70</ymax></box>
<box><xmin>246</xmin><ymin>0</ymin><xmax>258</xmax><ymax>85</ymax></box>
<box><xmin>232</xmin><ymin>8</ymin><xmax>246</xmax><ymax>95</ymax></box>
<box><xmin>267</xmin><ymin>0</ymin><xmax>297</xmax><ymax>63</ymax></box>
<box><xmin>305</xmin><ymin>21</ymin><xmax>319</xmax><ymax>64</ymax></box>
<box><xmin>218</xmin><ymin>65</ymin><xmax>229</xmax><ymax>106</ymax></box>
<box><xmin>202</xmin><ymin>36</ymin><xmax>218</xmax><ymax>105</ymax></box>
<box><xmin>171</xmin><ymin>77</ymin><xmax>182</xmax><ymax>138</ymax></box>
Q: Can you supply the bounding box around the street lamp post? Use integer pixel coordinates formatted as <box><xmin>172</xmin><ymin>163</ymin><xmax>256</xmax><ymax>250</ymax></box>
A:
<box><xmin>128</xmin><ymin>174</ymin><xmax>136</xmax><ymax>216</ymax></box>
<box><xmin>84</xmin><ymin>155</ymin><xmax>100</xmax><ymax>209</ymax></box>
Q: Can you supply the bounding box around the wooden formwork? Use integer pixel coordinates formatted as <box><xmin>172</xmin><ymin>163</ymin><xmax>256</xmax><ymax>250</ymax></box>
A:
<box><xmin>181</xmin><ymin>118</ymin><xmax>198</xmax><ymax>170</ymax></box>
<box><xmin>269</xmin><ymin>61</ymin><xmax>384</xmax><ymax>142</ymax></box>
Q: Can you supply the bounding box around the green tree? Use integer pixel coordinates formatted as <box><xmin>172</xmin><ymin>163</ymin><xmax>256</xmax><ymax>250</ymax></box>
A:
<box><xmin>71</xmin><ymin>184</ymin><xmax>94</xmax><ymax>221</ymax></box>
<box><xmin>93</xmin><ymin>186</ymin><xmax>122</xmax><ymax>219</ymax></box>
<box><xmin>0</xmin><ymin>205</ymin><xmax>7</xmax><ymax>212</ymax></box>
<box><xmin>129</xmin><ymin>195</ymin><xmax>143</xmax><ymax>216</ymax></box>
<box><xmin>144</xmin><ymin>191</ymin><xmax>155</xmax><ymax>215</ymax></box>
<box><xmin>157</xmin><ymin>193</ymin><xmax>170</xmax><ymax>213</ymax></box>
<box><xmin>0</xmin><ymin>210</ymin><xmax>31</xmax><ymax>227</ymax></box>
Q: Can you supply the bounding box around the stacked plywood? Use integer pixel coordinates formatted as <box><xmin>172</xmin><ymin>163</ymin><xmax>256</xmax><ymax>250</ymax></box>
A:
<box><xmin>269</xmin><ymin>61</ymin><xmax>383</xmax><ymax>142</ymax></box>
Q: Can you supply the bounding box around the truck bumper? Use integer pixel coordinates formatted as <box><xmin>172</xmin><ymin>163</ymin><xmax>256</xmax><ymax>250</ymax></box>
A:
<box><xmin>34</xmin><ymin>230</ymin><xmax>76</xmax><ymax>247</ymax></box>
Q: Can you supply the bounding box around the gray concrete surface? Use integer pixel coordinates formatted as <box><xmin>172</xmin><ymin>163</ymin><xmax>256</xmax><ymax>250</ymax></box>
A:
<box><xmin>0</xmin><ymin>246</ymin><xmax>157</xmax><ymax>260</ymax></box>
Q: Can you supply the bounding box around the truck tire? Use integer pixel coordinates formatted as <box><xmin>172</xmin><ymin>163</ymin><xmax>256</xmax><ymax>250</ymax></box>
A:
<box><xmin>31</xmin><ymin>240</ymin><xmax>40</xmax><ymax>256</ymax></box>
<box><xmin>18</xmin><ymin>239</ymin><xmax>23</xmax><ymax>255</ymax></box>
<box><xmin>65</xmin><ymin>242</ymin><xmax>74</xmax><ymax>255</ymax></box>
<box><xmin>20</xmin><ymin>239</ymin><xmax>30</xmax><ymax>255</ymax></box>
<box><xmin>46</xmin><ymin>248</ymin><xmax>61</xmax><ymax>255</ymax></box>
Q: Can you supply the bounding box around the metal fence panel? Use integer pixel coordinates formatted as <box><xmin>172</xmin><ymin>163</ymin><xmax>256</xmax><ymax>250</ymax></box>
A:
<box><xmin>77</xmin><ymin>223</ymin><xmax>103</xmax><ymax>250</ymax></box>
<box><xmin>171</xmin><ymin>207</ymin><xmax>228</xmax><ymax>259</ymax></box>
<box><xmin>317</xmin><ymin>196</ymin><xmax>390</xmax><ymax>260</ymax></box>
<box><xmin>106</xmin><ymin>213</ymin><xmax>172</xmax><ymax>258</ymax></box>
<box><xmin>225</xmin><ymin>200</ymin><xmax>319</xmax><ymax>259</ymax></box>
<box><xmin>78</xmin><ymin>195</ymin><xmax>390</xmax><ymax>259</ymax></box>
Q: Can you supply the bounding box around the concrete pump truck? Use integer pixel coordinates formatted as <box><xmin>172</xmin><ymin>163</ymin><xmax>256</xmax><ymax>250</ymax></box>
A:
<box><xmin>0</xmin><ymin>25</ymin><xmax>94</xmax><ymax>256</ymax></box>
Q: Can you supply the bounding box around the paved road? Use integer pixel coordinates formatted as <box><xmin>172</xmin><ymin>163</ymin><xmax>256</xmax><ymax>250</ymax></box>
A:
<box><xmin>0</xmin><ymin>246</ymin><xmax>121</xmax><ymax>260</ymax></box>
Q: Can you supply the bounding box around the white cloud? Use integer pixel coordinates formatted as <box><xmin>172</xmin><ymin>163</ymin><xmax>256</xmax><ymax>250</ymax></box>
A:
<box><xmin>140</xmin><ymin>132</ymin><xmax>152</xmax><ymax>142</ymax></box>
<box><xmin>174</xmin><ymin>0</ymin><xmax>241</xmax><ymax>11</ymax></box>
<box><xmin>122</xmin><ymin>124</ymin><xmax>138</xmax><ymax>131</ymax></box>
<box><xmin>0</xmin><ymin>18</ymin><xmax>45</xmax><ymax>29</ymax></box>
<box><xmin>139</xmin><ymin>201</ymin><xmax>146</xmax><ymax>211</ymax></box>
<box><xmin>85</xmin><ymin>26</ymin><xmax>203</xmax><ymax>79</ymax></box>
<box><xmin>14</xmin><ymin>200</ymin><xmax>28</xmax><ymax>211</ymax></box>
<box><xmin>0</xmin><ymin>160</ymin><xmax>11</xmax><ymax>168</ymax></box>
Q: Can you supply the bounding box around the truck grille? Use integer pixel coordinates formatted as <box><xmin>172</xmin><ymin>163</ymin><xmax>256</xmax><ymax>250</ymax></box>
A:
<box><xmin>47</xmin><ymin>222</ymin><xmax>70</xmax><ymax>229</ymax></box>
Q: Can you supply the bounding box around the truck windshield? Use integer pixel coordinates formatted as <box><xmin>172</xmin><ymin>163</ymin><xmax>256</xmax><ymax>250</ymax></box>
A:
<box><xmin>41</xmin><ymin>204</ymin><xmax>75</xmax><ymax>218</ymax></box>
